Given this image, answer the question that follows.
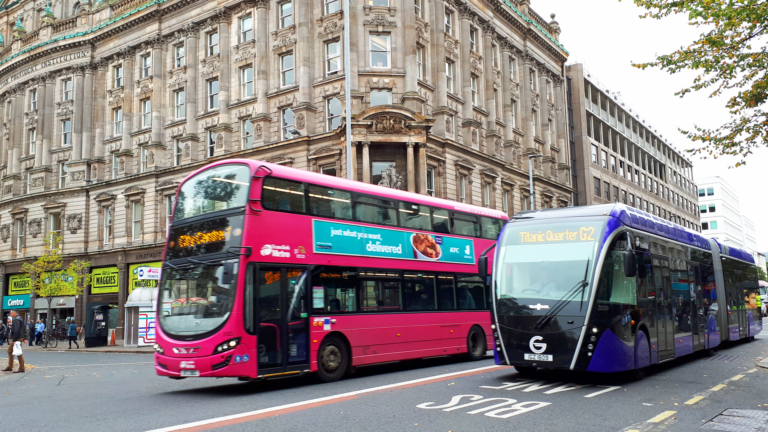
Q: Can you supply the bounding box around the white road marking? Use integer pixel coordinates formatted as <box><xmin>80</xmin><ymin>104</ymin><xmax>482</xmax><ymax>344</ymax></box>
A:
<box><xmin>146</xmin><ymin>364</ymin><xmax>503</xmax><ymax>432</ymax></box>
<box><xmin>40</xmin><ymin>362</ymin><xmax>154</xmax><ymax>368</ymax></box>
<box><xmin>583</xmin><ymin>386</ymin><xmax>621</xmax><ymax>398</ymax></box>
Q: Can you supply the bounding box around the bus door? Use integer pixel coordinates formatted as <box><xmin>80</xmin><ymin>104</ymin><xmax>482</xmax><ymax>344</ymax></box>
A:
<box><xmin>688</xmin><ymin>263</ymin><xmax>705</xmax><ymax>350</ymax></box>
<box><xmin>255</xmin><ymin>267</ymin><xmax>310</xmax><ymax>376</ymax></box>
<box><xmin>738</xmin><ymin>283</ymin><xmax>748</xmax><ymax>339</ymax></box>
<box><xmin>652</xmin><ymin>256</ymin><xmax>675</xmax><ymax>360</ymax></box>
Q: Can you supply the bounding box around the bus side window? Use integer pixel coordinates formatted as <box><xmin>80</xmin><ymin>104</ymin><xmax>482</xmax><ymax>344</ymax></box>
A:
<box><xmin>400</xmin><ymin>202</ymin><xmax>432</xmax><ymax>231</ymax></box>
<box><xmin>456</xmin><ymin>275</ymin><xmax>485</xmax><ymax>309</ymax></box>
<box><xmin>403</xmin><ymin>272</ymin><xmax>436</xmax><ymax>311</ymax></box>
<box><xmin>311</xmin><ymin>266</ymin><xmax>358</xmax><ymax>314</ymax></box>
<box><xmin>360</xmin><ymin>279</ymin><xmax>402</xmax><ymax>312</ymax></box>
<box><xmin>437</xmin><ymin>273</ymin><xmax>456</xmax><ymax>310</ymax></box>
<box><xmin>355</xmin><ymin>196</ymin><xmax>398</xmax><ymax>226</ymax></box>
<box><xmin>262</xmin><ymin>178</ymin><xmax>306</xmax><ymax>213</ymax></box>
<box><xmin>452</xmin><ymin>213</ymin><xmax>479</xmax><ymax>237</ymax></box>
<box><xmin>480</xmin><ymin>217</ymin><xmax>503</xmax><ymax>240</ymax></box>
<box><xmin>432</xmin><ymin>208</ymin><xmax>451</xmax><ymax>234</ymax></box>
<box><xmin>307</xmin><ymin>185</ymin><xmax>353</xmax><ymax>220</ymax></box>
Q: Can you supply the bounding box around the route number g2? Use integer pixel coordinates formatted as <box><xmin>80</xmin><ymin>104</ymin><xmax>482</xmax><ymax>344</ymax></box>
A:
<box><xmin>579</xmin><ymin>227</ymin><xmax>595</xmax><ymax>241</ymax></box>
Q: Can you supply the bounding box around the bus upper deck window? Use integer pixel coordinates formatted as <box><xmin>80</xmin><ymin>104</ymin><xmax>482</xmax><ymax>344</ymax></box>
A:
<box><xmin>262</xmin><ymin>177</ymin><xmax>306</xmax><ymax>213</ymax></box>
<box><xmin>399</xmin><ymin>202</ymin><xmax>432</xmax><ymax>231</ymax></box>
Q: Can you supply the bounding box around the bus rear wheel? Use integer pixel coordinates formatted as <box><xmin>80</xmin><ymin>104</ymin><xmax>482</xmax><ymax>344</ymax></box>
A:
<box><xmin>317</xmin><ymin>335</ymin><xmax>349</xmax><ymax>383</ymax></box>
<box><xmin>466</xmin><ymin>325</ymin><xmax>487</xmax><ymax>361</ymax></box>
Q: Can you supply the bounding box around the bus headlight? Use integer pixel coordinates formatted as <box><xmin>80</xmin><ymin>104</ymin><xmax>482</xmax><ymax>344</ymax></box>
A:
<box><xmin>591</xmin><ymin>327</ymin><xmax>599</xmax><ymax>334</ymax></box>
<box><xmin>491</xmin><ymin>324</ymin><xmax>496</xmax><ymax>330</ymax></box>
<box><xmin>154</xmin><ymin>344</ymin><xmax>164</xmax><ymax>355</ymax></box>
<box><xmin>214</xmin><ymin>338</ymin><xmax>241</xmax><ymax>354</ymax></box>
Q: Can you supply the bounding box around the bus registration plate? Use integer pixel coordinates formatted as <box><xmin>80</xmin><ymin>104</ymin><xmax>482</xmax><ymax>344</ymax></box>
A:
<box><xmin>181</xmin><ymin>370</ymin><xmax>200</xmax><ymax>377</ymax></box>
<box><xmin>524</xmin><ymin>354</ymin><xmax>553</xmax><ymax>362</ymax></box>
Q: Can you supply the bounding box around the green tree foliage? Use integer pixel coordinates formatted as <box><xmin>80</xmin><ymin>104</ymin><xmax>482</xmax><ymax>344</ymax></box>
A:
<box><xmin>626</xmin><ymin>0</ymin><xmax>768</xmax><ymax>166</ymax></box>
<box><xmin>757</xmin><ymin>264</ymin><xmax>767</xmax><ymax>281</ymax></box>
<box><xmin>20</xmin><ymin>233</ymin><xmax>91</xmax><ymax>340</ymax></box>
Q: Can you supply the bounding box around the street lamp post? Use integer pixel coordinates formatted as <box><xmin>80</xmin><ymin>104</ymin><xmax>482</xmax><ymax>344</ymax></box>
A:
<box><xmin>528</xmin><ymin>154</ymin><xmax>543</xmax><ymax>210</ymax></box>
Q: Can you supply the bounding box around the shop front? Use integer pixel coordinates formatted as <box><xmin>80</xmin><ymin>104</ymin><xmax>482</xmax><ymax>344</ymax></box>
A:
<box><xmin>34</xmin><ymin>297</ymin><xmax>76</xmax><ymax>333</ymax></box>
<box><xmin>85</xmin><ymin>266</ymin><xmax>121</xmax><ymax>347</ymax></box>
<box><xmin>2</xmin><ymin>293</ymin><xmax>31</xmax><ymax>324</ymax></box>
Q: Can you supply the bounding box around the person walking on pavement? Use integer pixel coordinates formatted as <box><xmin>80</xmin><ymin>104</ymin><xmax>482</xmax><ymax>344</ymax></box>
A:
<box><xmin>35</xmin><ymin>320</ymin><xmax>45</xmax><ymax>346</ymax></box>
<box><xmin>26</xmin><ymin>319</ymin><xmax>35</xmax><ymax>346</ymax></box>
<box><xmin>68</xmin><ymin>319</ymin><xmax>79</xmax><ymax>349</ymax></box>
<box><xmin>0</xmin><ymin>320</ymin><xmax>7</xmax><ymax>347</ymax></box>
<box><xmin>3</xmin><ymin>310</ymin><xmax>26</xmax><ymax>373</ymax></box>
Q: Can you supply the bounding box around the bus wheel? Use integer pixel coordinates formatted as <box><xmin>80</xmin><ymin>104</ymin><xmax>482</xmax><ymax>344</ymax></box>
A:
<box><xmin>466</xmin><ymin>325</ymin><xmax>487</xmax><ymax>361</ymax></box>
<box><xmin>317</xmin><ymin>335</ymin><xmax>349</xmax><ymax>383</ymax></box>
<box><xmin>631</xmin><ymin>367</ymin><xmax>646</xmax><ymax>381</ymax></box>
<box><xmin>706</xmin><ymin>347</ymin><xmax>716</xmax><ymax>357</ymax></box>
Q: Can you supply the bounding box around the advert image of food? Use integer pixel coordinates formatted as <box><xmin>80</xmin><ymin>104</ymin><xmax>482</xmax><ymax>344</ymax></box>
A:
<box><xmin>412</xmin><ymin>233</ymin><xmax>441</xmax><ymax>260</ymax></box>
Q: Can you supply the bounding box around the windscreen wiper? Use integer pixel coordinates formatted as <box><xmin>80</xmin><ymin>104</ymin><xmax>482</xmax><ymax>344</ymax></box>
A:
<box><xmin>532</xmin><ymin>259</ymin><xmax>590</xmax><ymax>330</ymax></box>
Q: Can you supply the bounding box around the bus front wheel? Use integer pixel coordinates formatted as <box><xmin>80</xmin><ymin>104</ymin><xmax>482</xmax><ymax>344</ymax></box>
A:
<box><xmin>466</xmin><ymin>325</ymin><xmax>487</xmax><ymax>361</ymax></box>
<box><xmin>317</xmin><ymin>335</ymin><xmax>349</xmax><ymax>383</ymax></box>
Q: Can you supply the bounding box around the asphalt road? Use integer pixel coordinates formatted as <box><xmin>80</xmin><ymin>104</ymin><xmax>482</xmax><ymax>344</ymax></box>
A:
<box><xmin>3</xmin><ymin>329</ymin><xmax>768</xmax><ymax>432</ymax></box>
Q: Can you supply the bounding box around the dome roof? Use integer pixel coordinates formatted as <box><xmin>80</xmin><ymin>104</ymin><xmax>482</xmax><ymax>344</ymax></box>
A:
<box><xmin>125</xmin><ymin>287</ymin><xmax>159</xmax><ymax>307</ymax></box>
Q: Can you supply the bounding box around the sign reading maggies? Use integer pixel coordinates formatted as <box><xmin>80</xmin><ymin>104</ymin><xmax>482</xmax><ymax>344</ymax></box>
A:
<box><xmin>8</xmin><ymin>275</ymin><xmax>31</xmax><ymax>296</ymax></box>
<box><xmin>91</xmin><ymin>267</ymin><xmax>120</xmax><ymax>294</ymax></box>
<box><xmin>0</xmin><ymin>50</ymin><xmax>90</xmax><ymax>88</ymax></box>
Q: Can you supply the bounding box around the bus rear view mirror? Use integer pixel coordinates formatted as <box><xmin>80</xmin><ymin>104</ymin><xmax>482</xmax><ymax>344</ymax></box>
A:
<box><xmin>478</xmin><ymin>255</ymin><xmax>488</xmax><ymax>279</ymax></box>
<box><xmin>222</xmin><ymin>262</ymin><xmax>235</xmax><ymax>285</ymax></box>
<box><xmin>624</xmin><ymin>252</ymin><xmax>637</xmax><ymax>278</ymax></box>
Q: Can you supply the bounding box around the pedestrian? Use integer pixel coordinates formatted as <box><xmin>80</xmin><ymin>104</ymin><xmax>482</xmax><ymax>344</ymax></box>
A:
<box><xmin>68</xmin><ymin>319</ymin><xmax>79</xmax><ymax>349</ymax></box>
<box><xmin>26</xmin><ymin>319</ymin><xmax>35</xmax><ymax>347</ymax></box>
<box><xmin>0</xmin><ymin>320</ymin><xmax>6</xmax><ymax>347</ymax></box>
<box><xmin>3</xmin><ymin>310</ymin><xmax>26</xmax><ymax>373</ymax></box>
<box><xmin>35</xmin><ymin>320</ymin><xmax>45</xmax><ymax>346</ymax></box>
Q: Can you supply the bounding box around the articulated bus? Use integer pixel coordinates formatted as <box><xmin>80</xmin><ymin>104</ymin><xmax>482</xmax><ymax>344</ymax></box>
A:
<box><xmin>154</xmin><ymin>160</ymin><xmax>508</xmax><ymax>382</ymax></box>
<box><xmin>490</xmin><ymin>204</ymin><xmax>762</xmax><ymax>378</ymax></box>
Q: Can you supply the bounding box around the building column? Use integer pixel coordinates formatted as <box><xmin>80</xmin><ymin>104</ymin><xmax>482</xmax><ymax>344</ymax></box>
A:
<box><xmin>539</xmin><ymin>72</ymin><xmax>551</xmax><ymax>158</ymax></box>
<box><xmin>459</xmin><ymin>8</ymin><xmax>474</xmax><ymax>138</ymax></box>
<box><xmin>34</xmin><ymin>80</ymin><xmax>46</xmax><ymax>167</ymax></box>
<box><xmin>72</xmin><ymin>66</ymin><xmax>85</xmax><ymax>161</ymax></box>
<box><xmin>42</xmin><ymin>74</ymin><xmax>54</xmax><ymax>166</ymax></box>
<box><xmin>417</xmin><ymin>143</ymin><xmax>427</xmax><ymax>194</ymax></box>
<box><xmin>217</xmin><ymin>12</ymin><xmax>231</xmax><ymax>128</ymax></box>
<box><xmin>93</xmin><ymin>59</ymin><xmax>107</xmax><ymax>159</ymax></box>
<box><xmin>11</xmin><ymin>88</ymin><xmax>22</xmax><ymax>174</ymax></box>
<box><xmin>401</xmin><ymin>0</ymin><xmax>420</xmax><ymax>111</ymax></box>
<box><xmin>554</xmin><ymin>75</ymin><xmax>566</xmax><ymax>163</ymax></box>
<box><xmin>481</xmin><ymin>23</ymin><xmax>497</xmax><ymax>134</ymax></box>
<box><xmin>182</xmin><ymin>25</ymin><xmax>199</xmax><ymax>156</ymax></box>
<box><xmin>0</xmin><ymin>98</ymin><xmax>6</xmax><ymax>169</ymax></box>
<box><xmin>406</xmin><ymin>142</ymin><xmax>415</xmax><ymax>193</ymax></box>
<box><xmin>431</xmin><ymin>1</ymin><xmax>447</xmax><ymax>136</ymax></box>
<box><xmin>501</xmin><ymin>44</ymin><xmax>513</xmax><ymax>142</ymax></box>
<box><xmin>82</xmin><ymin>64</ymin><xmax>94</xmax><ymax>160</ymax></box>
<box><xmin>120</xmin><ymin>49</ymin><xmax>135</xmax><ymax>156</ymax></box>
<box><xmin>362</xmin><ymin>141</ymin><xmax>371</xmax><ymax>184</ymax></box>
<box><xmin>350</xmin><ymin>142</ymin><xmax>358</xmax><ymax>181</ymax></box>
<box><xmin>521</xmin><ymin>54</ymin><xmax>535</xmax><ymax>151</ymax></box>
<box><xmin>150</xmin><ymin>36</ymin><xmax>165</xmax><ymax>147</ymax></box>
<box><xmin>116</xmin><ymin>253</ymin><xmax>127</xmax><ymax>343</ymax></box>
<box><xmin>255</xmin><ymin>3</ymin><xmax>269</xmax><ymax>115</ymax></box>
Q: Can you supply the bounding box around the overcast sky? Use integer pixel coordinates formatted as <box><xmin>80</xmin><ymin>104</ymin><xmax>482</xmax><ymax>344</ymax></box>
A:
<box><xmin>536</xmin><ymin>0</ymin><xmax>768</xmax><ymax>252</ymax></box>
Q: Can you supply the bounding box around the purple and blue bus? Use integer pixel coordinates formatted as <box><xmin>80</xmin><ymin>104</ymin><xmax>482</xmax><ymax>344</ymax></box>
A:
<box><xmin>489</xmin><ymin>203</ymin><xmax>762</xmax><ymax>378</ymax></box>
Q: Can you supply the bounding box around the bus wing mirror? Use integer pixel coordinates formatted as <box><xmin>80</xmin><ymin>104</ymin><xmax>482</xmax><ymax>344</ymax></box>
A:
<box><xmin>222</xmin><ymin>262</ymin><xmax>235</xmax><ymax>285</ymax></box>
<box><xmin>624</xmin><ymin>252</ymin><xmax>637</xmax><ymax>278</ymax></box>
<box><xmin>478</xmin><ymin>255</ymin><xmax>488</xmax><ymax>279</ymax></box>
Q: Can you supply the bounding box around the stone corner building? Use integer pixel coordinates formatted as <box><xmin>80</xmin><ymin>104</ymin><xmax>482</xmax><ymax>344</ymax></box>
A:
<box><xmin>0</xmin><ymin>0</ymin><xmax>572</xmax><ymax>343</ymax></box>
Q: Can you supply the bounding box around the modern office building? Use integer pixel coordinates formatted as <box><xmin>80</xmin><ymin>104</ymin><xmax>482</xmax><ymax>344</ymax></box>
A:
<box><xmin>697</xmin><ymin>176</ymin><xmax>758</xmax><ymax>258</ymax></box>
<box><xmin>0</xmin><ymin>0</ymin><xmax>573</xmax><ymax>342</ymax></box>
<box><xmin>566</xmin><ymin>63</ymin><xmax>701</xmax><ymax>231</ymax></box>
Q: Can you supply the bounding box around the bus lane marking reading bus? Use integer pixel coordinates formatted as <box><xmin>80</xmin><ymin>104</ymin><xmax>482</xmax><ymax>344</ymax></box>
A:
<box><xmin>480</xmin><ymin>379</ymin><xmax>620</xmax><ymax>398</ymax></box>
<box><xmin>417</xmin><ymin>395</ymin><xmax>550</xmax><ymax>419</ymax></box>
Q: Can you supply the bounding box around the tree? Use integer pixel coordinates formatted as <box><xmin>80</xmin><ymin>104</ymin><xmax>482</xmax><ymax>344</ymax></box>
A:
<box><xmin>758</xmin><ymin>265</ymin><xmax>767</xmax><ymax>282</ymax></box>
<box><xmin>626</xmin><ymin>0</ymin><xmax>768</xmax><ymax>166</ymax></box>
<box><xmin>20</xmin><ymin>233</ymin><xmax>91</xmax><ymax>342</ymax></box>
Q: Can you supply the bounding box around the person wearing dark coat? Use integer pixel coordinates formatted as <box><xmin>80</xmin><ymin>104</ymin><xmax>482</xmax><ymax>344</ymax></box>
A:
<box><xmin>3</xmin><ymin>311</ymin><xmax>26</xmax><ymax>373</ymax></box>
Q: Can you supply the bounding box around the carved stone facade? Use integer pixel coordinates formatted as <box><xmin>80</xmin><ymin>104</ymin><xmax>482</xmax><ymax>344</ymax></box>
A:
<box><xmin>0</xmin><ymin>0</ymin><xmax>573</xmax><ymax>334</ymax></box>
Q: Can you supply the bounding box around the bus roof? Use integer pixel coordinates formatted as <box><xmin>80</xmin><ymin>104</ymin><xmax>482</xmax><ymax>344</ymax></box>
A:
<box><xmin>513</xmin><ymin>203</ymin><xmax>717</xmax><ymax>253</ymax></box>
<box><xmin>185</xmin><ymin>158</ymin><xmax>509</xmax><ymax>220</ymax></box>
<box><xmin>710</xmin><ymin>238</ymin><xmax>755</xmax><ymax>264</ymax></box>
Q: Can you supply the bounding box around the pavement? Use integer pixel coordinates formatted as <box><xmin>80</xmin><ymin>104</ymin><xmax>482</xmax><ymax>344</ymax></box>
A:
<box><xmin>3</xmin><ymin>340</ymin><xmax>153</xmax><ymax>354</ymax></box>
<box><xmin>2</xmin><ymin>322</ymin><xmax>768</xmax><ymax>432</ymax></box>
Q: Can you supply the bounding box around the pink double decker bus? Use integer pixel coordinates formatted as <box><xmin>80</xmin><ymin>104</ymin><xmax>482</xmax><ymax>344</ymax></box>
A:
<box><xmin>154</xmin><ymin>159</ymin><xmax>507</xmax><ymax>382</ymax></box>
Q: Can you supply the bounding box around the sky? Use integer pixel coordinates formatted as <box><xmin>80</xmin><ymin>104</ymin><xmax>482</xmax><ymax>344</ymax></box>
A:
<box><xmin>535</xmin><ymin>0</ymin><xmax>768</xmax><ymax>252</ymax></box>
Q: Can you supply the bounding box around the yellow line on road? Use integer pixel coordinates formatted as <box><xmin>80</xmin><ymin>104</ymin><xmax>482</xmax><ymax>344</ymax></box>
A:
<box><xmin>647</xmin><ymin>411</ymin><xmax>677</xmax><ymax>423</ymax></box>
<box><xmin>684</xmin><ymin>396</ymin><xmax>705</xmax><ymax>405</ymax></box>
<box><xmin>710</xmin><ymin>384</ymin><xmax>727</xmax><ymax>391</ymax></box>
<box><xmin>747</xmin><ymin>368</ymin><xmax>758</xmax><ymax>373</ymax></box>
<box><xmin>731</xmin><ymin>375</ymin><xmax>745</xmax><ymax>381</ymax></box>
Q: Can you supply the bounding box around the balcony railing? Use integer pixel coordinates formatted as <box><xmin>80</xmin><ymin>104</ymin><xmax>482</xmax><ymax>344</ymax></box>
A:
<box><xmin>51</xmin><ymin>17</ymin><xmax>78</xmax><ymax>35</ymax></box>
